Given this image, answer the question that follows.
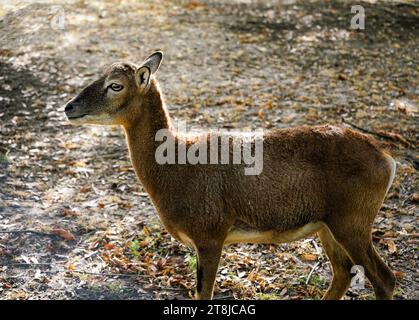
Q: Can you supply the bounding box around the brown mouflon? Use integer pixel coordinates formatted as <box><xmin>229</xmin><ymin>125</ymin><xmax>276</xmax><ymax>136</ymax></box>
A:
<box><xmin>65</xmin><ymin>51</ymin><xmax>396</xmax><ymax>300</ymax></box>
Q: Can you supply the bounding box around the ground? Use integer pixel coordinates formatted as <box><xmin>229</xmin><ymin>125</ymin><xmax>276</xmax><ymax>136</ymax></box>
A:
<box><xmin>0</xmin><ymin>0</ymin><xmax>417</xmax><ymax>300</ymax></box>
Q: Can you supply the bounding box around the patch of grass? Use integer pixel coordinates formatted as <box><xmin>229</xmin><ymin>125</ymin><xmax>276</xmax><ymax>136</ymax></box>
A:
<box><xmin>308</xmin><ymin>274</ymin><xmax>325</xmax><ymax>288</ymax></box>
<box><xmin>129</xmin><ymin>240</ymin><xmax>141</xmax><ymax>260</ymax></box>
<box><xmin>185</xmin><ymin>253</ymin><xmax>197</xmax><ymax>273</ymax></box>
<box><xmin>257</xmin><ymin>292</ymin><xmax>279</xmax><ymax>300</ymax></box>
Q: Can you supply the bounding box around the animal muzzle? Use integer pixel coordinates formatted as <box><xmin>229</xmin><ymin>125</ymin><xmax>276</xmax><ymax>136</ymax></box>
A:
<box><xmin>64</xmin><ymin>100</ymin><xmax>87</xmax><ymax>120</ymax></box>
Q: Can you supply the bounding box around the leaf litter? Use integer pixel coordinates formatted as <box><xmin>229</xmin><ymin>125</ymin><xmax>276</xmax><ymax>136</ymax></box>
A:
<box><xmin>0</xmin><ymin>0</ymin><xmax>417</xmax><ymax>300</ymax></box>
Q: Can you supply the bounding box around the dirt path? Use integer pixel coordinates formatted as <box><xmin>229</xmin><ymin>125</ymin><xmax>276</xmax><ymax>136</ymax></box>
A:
<box><xmin>0</xmin><ymin>0</ymin><xmax>417</xmax><ymax>299</ymax></box>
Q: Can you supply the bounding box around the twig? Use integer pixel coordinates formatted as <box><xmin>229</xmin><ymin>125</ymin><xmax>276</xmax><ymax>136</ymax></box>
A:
<box><xmin>69</xmin><ymin>269</ymin><xmax>145</xmax><ymax>278</ymax></box>
<box><xmin>311</xmin><ymin>239</ymin><xmax>322</xmax><ymax>255</ymax></box>
<box><xmin>159</xmin><ymin>287</ymin><xmax>189</xmax><ymax>292</ymax></box>
<box><xmin>341</xmin><ymin>118</ymin><xmax>414</xmax><ymax>148</ymax></box>
<box><xmin>341</xmin><ymin>118</ymin><xmax>382</xmax><ymax>136</ymax></box>
<box><xmin>0</xmin><ymin>230</ymin><xmax>60</xmax><ymax>238</ymax></box>
<box><xmin>2</xmin><ymin>262</ymin><xmax>150</xmax><ymax>281</ymax></box>
<box><xmin>305</xmin><ymin>262</ymin><xmax>320</xmax><ymax>285</ymax></box>
<box><xmin>1</xmin><ymin>263</ymin><xmax>52</xmax><ymax>267</ymax></box>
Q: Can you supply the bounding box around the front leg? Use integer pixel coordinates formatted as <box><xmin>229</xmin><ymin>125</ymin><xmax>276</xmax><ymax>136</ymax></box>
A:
<box><xmin>195</xmin><ymin>243</ymin><xmax>223</xmax><ymax>300</ymax></box>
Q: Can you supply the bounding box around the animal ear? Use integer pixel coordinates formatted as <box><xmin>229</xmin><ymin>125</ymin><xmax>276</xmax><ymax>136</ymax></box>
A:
<box><xmin>141</xmin><ymin>51</ymin><xmax>163</xmax><ymax>74</ymax></box>
<box><xmin>135</xmin><ymin>66</ymin><xmax>151</xmax><ymax>91</ymax></box>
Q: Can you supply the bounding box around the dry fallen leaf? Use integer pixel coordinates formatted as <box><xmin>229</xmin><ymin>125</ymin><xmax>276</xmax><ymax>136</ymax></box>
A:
<box><xmin>104</xmin><ymin>242</ymin><xmax>115</xmax><ymax>250</ymax></box>
<box><xmin>63</xmin><ymin>209</ymin><xmax>78</xmax><ymax>217</ymax></box>
<box><xmin>143</xmin><ymin>226</ymin><xmax>150</xmax><ymax>236</ymax></box>
<box><xmin>387</xmin><ymin>240</ymin><xmax>398</xmax><ymax>254</ymax></box>
<box><xmin>79</xmin><ymin>186</ymin><xmax>91</xmax><ymax>193</ymax></box>
<box><xmin>50</xmin><ymin>228</ymin><xmax>75</xmax><ymax>241</ymax></box>
<box><xmin>301</xmin><ymin>253</ymin><xmax>317</xmax><ymax>261</ymax></box>
<box><xmin>380</xmin><ymin>239</ymin><xmax>398</xmax><ymax>254</ymax></box>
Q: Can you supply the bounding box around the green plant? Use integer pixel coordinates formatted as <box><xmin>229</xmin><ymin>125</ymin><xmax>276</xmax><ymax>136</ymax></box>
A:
<box><xmin>307</xmin><ymin>274</ymin><xmax>325</xmax><ymax>287</ymax></box>
<box><xmin>185</xmin><ymin>253</ymin><xmax>197</xmax><ymax>273</ymax></box>
<box><xmin>129</xmin><ymin>240</ymin><xmax>141</xmax><ymax>260</ymax></box>
<box><xmin>257</xmin><ymin>292</ymin><xmax>279</xmax><ymax>300</ymax></box>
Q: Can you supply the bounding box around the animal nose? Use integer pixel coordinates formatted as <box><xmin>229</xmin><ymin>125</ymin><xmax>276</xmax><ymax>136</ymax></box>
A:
<box><xmin>65</xmin><ymin>103</ymin><xmax>74</xmax><ymax>112</ymax></box>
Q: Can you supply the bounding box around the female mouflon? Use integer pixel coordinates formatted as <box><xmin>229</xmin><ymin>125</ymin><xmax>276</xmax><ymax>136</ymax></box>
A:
<box><xmin>65</xmin><ymin>51</ymin><xmax>396</xmax><ymax>300</ymax></box>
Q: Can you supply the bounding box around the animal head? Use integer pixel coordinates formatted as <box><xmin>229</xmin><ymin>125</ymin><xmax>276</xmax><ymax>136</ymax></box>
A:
<box><xmin>64</xmin><ymin>51</ymin><xmax>163</xmax><ymax>126</ymax></box>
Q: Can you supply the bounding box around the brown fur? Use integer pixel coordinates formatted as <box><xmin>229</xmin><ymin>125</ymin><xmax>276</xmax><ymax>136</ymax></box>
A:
<box><xmin>65</xmin><ymin>52</ymin><xmax>396</xmax><ymax>300</ymax></box>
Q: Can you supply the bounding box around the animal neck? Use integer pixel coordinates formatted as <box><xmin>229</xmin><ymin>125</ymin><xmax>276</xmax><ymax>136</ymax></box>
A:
<box><xmin>123</xmin><ymin>80</ymin><xmax>174</xmax><ymax>198</ymax></box>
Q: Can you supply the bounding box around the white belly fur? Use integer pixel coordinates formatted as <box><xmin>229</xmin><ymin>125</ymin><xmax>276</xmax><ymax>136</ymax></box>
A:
<box><xmin>224</xmin><ymin>222</ymin><xmax>324</xmax><ymax>245</ymax></box>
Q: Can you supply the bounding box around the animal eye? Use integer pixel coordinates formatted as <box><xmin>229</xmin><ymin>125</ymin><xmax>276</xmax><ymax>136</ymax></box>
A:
<box><xmin>109</xmin><ymin>83</ymin><xmax>123</xmax><ymax>92</ymax></box>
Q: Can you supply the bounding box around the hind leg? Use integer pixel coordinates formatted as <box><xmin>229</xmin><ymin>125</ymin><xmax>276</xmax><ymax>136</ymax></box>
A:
<box><xmin>327</xmin><ymin>221</ymin><xmax>396</xmax><ymax>300</ymax></box>
<box><xmin>318</xmin><ymin>227</ymin><xmax>353</xmax><ymax>300</ymax></box>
